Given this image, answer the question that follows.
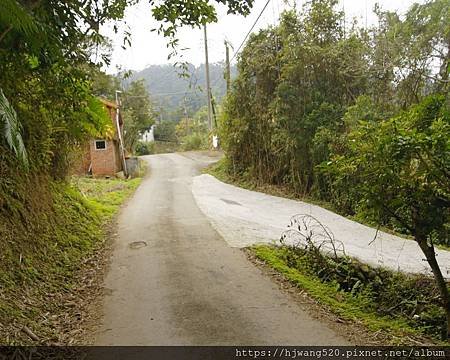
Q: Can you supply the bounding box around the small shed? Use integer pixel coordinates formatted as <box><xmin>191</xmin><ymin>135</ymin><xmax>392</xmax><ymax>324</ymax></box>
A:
<box><xmin>74</xmin><ymin>98</ymin><xmax>127</xmax><ymax>177</ymax></box>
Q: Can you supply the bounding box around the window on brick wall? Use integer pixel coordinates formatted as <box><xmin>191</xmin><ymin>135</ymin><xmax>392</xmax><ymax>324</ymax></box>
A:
<box><xmin>95</xmin><ymin>140</ymin><xmax>107</xmax><ymax>150</ymax></box>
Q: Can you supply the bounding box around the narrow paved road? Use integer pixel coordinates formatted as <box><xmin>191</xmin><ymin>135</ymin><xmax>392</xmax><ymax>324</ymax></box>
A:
<box><xmin>95</xmin><ymin>153</ymin><xmax>349</xmax><ymax>345</ymax></box>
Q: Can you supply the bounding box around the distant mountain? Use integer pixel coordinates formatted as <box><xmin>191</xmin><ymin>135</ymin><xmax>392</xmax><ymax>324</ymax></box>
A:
<box><xmin>124</xmin><ymin>63</ymin><xmax>237</xmax><ymax>122</ymax></box>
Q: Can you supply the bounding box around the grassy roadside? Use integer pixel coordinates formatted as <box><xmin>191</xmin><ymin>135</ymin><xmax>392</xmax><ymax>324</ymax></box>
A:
<box><xmin>250</xmin><ymin>245</ymin><xmax>446</xmax><ymax>345</ymax></box>
<box><xmin>0</xmin><ymin>173</ymin><xmax>143</xmax><ymax>345</ymax></box>
<box><xmin>72</xmin><ymin>177</ymin><xmax>142</xmax><ymax>219</ymax></box>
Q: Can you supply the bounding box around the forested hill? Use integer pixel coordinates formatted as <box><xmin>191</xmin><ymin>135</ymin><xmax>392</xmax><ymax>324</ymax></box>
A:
<box><xmin>125</xmin><ymin>63</ymin><xmax>236</xmax><ymax>121</ymax></box>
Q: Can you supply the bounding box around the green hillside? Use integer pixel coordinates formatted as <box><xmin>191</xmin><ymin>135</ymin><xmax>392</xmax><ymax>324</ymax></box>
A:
<box><xmin>125</xmin><ymin>63</ymin><xmax>236</xmax><ymax>122</ymax></box>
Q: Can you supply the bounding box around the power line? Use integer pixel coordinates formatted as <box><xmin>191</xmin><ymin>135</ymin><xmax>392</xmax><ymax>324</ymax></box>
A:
<box><xmin>151</xmin><ymin>90</ymin><xmax>199</xmax><ymax>97</ymax></box>
<box><xmin>206</xmin><ymin>0</ymin><xmax>272</xmax><ymax>91</ymax></box>
<box><xmin>230</xmin><ymin>0</ymin><xmax>271</xmax><ymax>63</ymax></box>
<box><xmin>126</xmin><ymin>2</ymin><xmax>272</xmax><ymax>107</ymax></box>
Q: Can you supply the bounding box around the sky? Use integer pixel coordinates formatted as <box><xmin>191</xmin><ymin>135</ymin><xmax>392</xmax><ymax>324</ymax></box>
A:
<box><xmin>101</xmin><ymin>0</ymin><xmax>425</xmax><ymax>74</ymax></box>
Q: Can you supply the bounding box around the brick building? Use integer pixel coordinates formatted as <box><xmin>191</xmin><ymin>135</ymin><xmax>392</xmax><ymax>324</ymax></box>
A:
<box><xmin>75</xmin><ymin>98</ymin><xmax>126</xmax><ymax>177</ymax></box>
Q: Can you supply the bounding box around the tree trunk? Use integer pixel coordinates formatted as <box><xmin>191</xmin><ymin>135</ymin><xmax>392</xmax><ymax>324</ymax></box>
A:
<box><xmin>417</xmin><ymin>234</ymin><xmax>450</xmax><ymax>339</ymax></box>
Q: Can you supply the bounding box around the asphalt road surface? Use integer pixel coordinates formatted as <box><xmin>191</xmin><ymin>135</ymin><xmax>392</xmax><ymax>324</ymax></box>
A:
<box><xmin>95</xmin><ymin>152</ymin><xmax>349</xmax><ymax>345</ymax></box>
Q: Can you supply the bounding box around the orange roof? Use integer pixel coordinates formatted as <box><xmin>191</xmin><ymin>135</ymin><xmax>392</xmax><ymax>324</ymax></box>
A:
<box><xmin>99</xmin><ymin>97</ymin><xmax>118</xmax><ymax>109</ymax></box>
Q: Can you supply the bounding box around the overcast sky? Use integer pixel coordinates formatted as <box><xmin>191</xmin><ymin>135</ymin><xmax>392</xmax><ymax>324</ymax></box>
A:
<box><xmin>101</xmin><ymin>0</ymin><xmax>424</xmax><ymax>74</ymax></box>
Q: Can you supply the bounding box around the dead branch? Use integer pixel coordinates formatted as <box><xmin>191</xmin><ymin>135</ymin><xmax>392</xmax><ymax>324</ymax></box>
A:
<box><xmin>21</xmin><ymin>325</ymin><xmax>39</xmax><ymax>341</ymax></box>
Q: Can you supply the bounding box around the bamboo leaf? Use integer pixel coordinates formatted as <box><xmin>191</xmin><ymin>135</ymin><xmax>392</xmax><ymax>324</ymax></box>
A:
<box><xmin>0</xmin><ymin>89</ymin><xmax>28</xmax><ymax>166</ymax></box>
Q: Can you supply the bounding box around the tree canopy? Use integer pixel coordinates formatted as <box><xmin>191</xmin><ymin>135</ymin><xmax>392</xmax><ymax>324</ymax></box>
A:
<box><xmin>0</xmin><ymin>0</ymin><xmax>255</xmax><ymax>171</ymax></box>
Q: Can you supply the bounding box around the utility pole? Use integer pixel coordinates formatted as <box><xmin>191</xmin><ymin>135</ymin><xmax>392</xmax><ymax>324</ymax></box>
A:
<box><xmin>183</xmin><ymin>95</ymin><xmax>188</xmax><ymax>119</ymax></box>
<box><xmin>224</xmin><ymin>40</ymin><xmax>231</xmax><ymax>94</ymax></box>
<box><xmin>203</xmin><ymin>24</ymin><xmax>212</xmax><ymax>131</ymax></box>
<box><xmin>183</xmin><ymin>95</ymin><xmax>189</xmax><ymax>135</ymax></box>
<box><xmin>115</xmin><ymin>90</ymin><xmax>128</xmax><ymax>177</ymax></box>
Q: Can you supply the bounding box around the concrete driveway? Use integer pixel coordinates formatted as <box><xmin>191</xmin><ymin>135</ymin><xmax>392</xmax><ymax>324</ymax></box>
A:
<box><xmin>192</xmin><ymin>167</ymin><xmax>450</xmax><ymax>279</ymax></box>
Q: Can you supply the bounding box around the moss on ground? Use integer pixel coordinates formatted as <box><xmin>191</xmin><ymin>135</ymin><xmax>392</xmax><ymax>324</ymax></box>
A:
<box><xmin>0</xmin><ymin>174</ymin><xmax>142</xmax><ymax>345</ymax></box>
<box><xmin>250</xmin><ymin>245</ymin><xmax>447</xmax><ymax>345</ymax></box>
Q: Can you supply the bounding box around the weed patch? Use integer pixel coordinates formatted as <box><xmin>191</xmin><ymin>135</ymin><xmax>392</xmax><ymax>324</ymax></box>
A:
<box><xmin>0</xmin><ymin>175</ymin><xmax>142</xmax><ymax>344</ymax></box>
<box><xmin>251</xmin><ymin>244</ymin><xmax>447</xmax><ymax>344</ymax></box>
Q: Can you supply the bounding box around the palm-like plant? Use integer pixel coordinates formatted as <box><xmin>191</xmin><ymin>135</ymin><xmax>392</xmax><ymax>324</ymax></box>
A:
<box><xmin>0</xmin><ymin>89</ymin><xmax>28</xmax><ymax>166</ymax></box>
<box><xmin>0</xmin><ymin>0</ymin><xmax>40</xmax><ymax>43</ymax></box>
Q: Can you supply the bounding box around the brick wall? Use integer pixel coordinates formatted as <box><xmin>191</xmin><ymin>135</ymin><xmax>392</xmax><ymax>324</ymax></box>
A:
<box><xmin>90</xmin><ymin>139</ymin><xmax>122</xmax><ymax>176</ymax></box>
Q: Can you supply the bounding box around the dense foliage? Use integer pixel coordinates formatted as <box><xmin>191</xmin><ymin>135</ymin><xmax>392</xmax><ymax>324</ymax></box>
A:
<box><xmin>154</xmin><ymin>121</ymin><xmax>178</xmax><ymax>143</ymax></box>
<box><xmin>175</xmin><ymin>106</ymin><xmax>210</xmax><ymax>150</ymax></box>
<box><xmin>221</xmin><ymin>0</ymin><xmax>448</xmax><ymax>199</ymax></box>
<box><xmin>276</xmin><ymin>244</ymin><xmax>445</xmax><ymax>340</ymax></box>
<box><xmin>150</xmin><ymin>108</ymin><xmax>210</xmax><ymax>151</ymax></box>
<box><xmin>220</xmin><ymin>0</ymin><xmax>449</xmax><ymax>240</ymax></box>
<box><xmin>0</xmin><ymin>0</ymin><xmax>129</xmax><ymax>176</ymax></box>
<box><xmin>121</xmin><ymin>80</ymin><xmax>155</xmax><ymax>153</ymax></box>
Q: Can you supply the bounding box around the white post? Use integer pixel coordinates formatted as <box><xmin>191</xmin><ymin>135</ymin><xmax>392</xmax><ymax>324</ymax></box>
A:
<box><xmin>115</xmin><ymin>90</ymin><xmax>128</xmax><ymax>177</ymax></box>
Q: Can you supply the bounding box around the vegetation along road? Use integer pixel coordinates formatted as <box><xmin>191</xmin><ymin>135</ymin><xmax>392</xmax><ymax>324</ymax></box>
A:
<box><xmin>95</xmin><ymin>152</ymin><xmax>349</xmax><ymax>345</ymax></box>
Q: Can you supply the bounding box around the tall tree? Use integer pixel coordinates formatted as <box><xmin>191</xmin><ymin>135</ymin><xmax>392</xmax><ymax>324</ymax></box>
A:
<box><xmin>327</xmin><ymin>95</ymin><xmax>450</xmax><ymax>338</ymax></box>
<box><xmin>122</xmin><ymin>80</ymin><xmax>155</xmax><ymax>153</ymax></box>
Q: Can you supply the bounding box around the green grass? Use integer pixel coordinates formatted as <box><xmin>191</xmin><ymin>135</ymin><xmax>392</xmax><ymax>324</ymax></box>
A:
<box><xmin>72</xmin><ymin>177</ymin><xmax>142</xmax><ymax>218</ymax></box>
<box><xmin>0</xmin><ymin>174</ymin><xmax>143</xmax><ymax>345</ymax></box>
<box><xmin>251</xmin><ymin>245</ymin><xmax>445</xmax><ymax>345</ymax></box>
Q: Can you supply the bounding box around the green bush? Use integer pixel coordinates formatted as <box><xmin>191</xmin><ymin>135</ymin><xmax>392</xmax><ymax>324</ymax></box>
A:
<box><xmin>275</xmin><ymin>245</ymin><xmax>446</xmax><ymax>339</ymax></box>
<box><xmin>135</xmin><ymin>141</ymin><xmax>155</xmax><ymax>156</ymax></box>
<box><xmin>181</xmin><ymin>133</ymin><xmax>207</xmax><ymax>151</ymax></box>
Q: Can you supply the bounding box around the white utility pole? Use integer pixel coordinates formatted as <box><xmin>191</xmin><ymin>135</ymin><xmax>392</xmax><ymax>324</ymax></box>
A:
<box><xmin>203</xmin><ymin>24</ymin><xmax>212</xmax><ymax>131</ymax></box>
<box><xmin>115</xmin><ymin>90</ymin><xmax>128</xmax><ymax>177</ymax></box>
<box><xmin>224</xmin><ymin>40</ymin><xmax>231</xmax><ymax>94</ymax></box>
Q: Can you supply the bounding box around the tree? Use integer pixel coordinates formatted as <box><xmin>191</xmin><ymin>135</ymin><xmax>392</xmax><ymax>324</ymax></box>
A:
<box><xmin>122</xmin><ymin>80</ymin><xmax>155</xmax><ymax>153</ymax></box>
<box><xmin>220</xmin><ymin>0</ymin><xmax>449</xmax><ymax>198</ymax></box>
<box><xmin>369</xmin><ymin>0</ymin><xmax>450</xmax><ymax>109</ymax></box>
<box><xmin>221</xmin><ymin>1</ymin><xmax>368</xmax><ymax>192</ymax></box>
<box><xmin>0</xmin><ymin>0</ymin><xmax>255</xmax><ymax>167</ymax></box>
<box><xmin>154</xmin><ymin>121</ymin><xmax>177</xmax><ymax>143</ymax></box>
<box><xmin>326</xmin><ymin>95</ymin><xmax>450</xmax><ymax>338</ymax></box>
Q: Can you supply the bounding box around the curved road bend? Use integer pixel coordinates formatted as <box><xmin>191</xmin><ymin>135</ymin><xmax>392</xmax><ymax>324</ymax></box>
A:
<box><xmin>95</xmin><ymin>153</ymin><xmax>349</xmax><ymax>345</ymax></box>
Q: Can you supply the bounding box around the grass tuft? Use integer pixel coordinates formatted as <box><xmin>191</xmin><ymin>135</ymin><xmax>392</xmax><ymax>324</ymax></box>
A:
<box><xmin>251</xmin><ymin>244</ymin><xmax>447</xmax><ymax>345</ymax></box>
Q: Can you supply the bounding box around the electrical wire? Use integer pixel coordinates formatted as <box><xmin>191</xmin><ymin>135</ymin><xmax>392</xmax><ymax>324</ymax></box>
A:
<box><xmin>230</xmin><ymin>0</ymin><xmax>272</xmax><ymax>63</ymax></box>
<box><xmin>208</xmin><ymin>0</ymin><xmax>273</xmax><ymax>90</ymax></box>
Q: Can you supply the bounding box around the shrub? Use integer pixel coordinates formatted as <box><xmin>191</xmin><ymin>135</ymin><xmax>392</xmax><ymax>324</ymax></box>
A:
<box><xmin>277</xmin><ymin>245</ymin><xmax>446</xmax><ymax>339</ymax></box>
<box><xmin>135</xmin><ymin>141</ymin><xmax>155</xmax><ymax>156</ymax></box>
<box><xmin>181</xmin><ymin>133</ymin><xmax>207</xmax><ymax>151</ymax></box>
